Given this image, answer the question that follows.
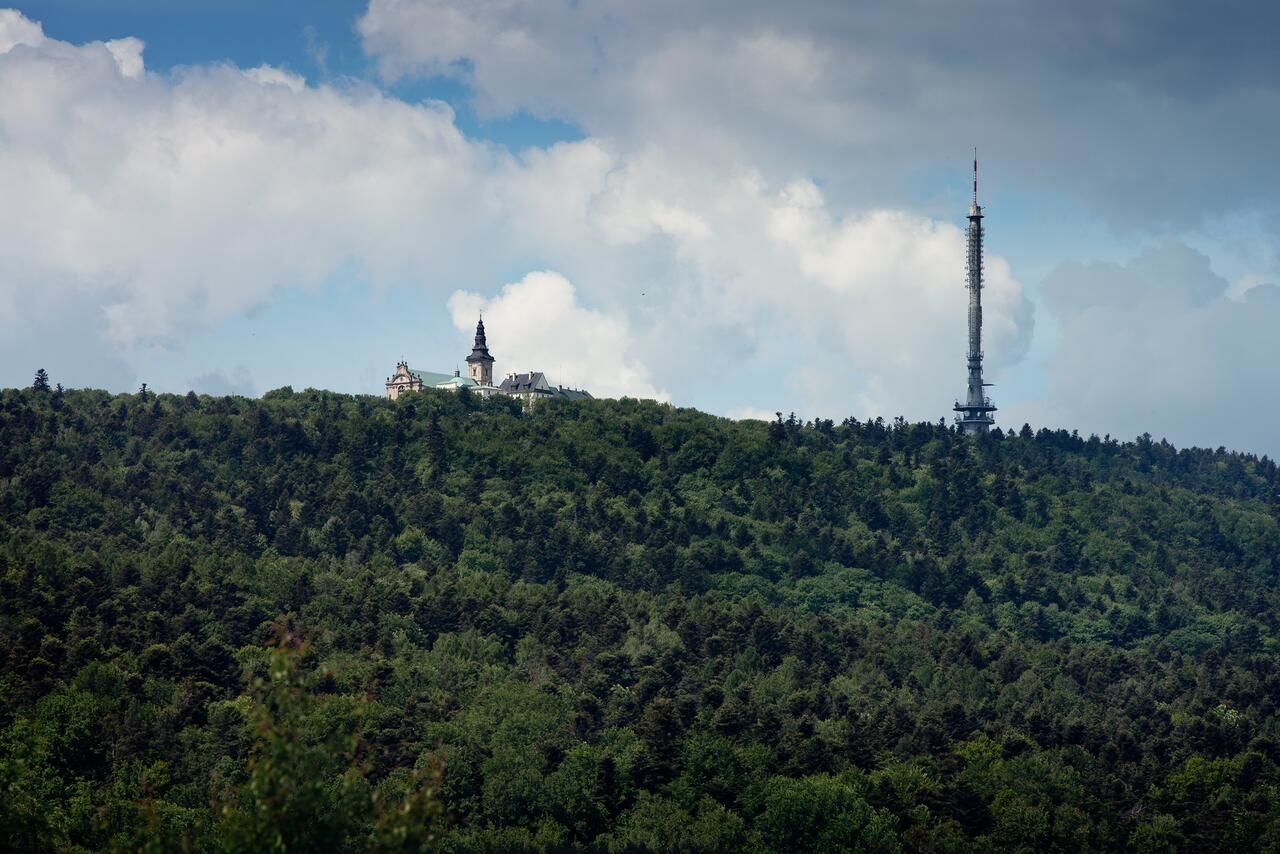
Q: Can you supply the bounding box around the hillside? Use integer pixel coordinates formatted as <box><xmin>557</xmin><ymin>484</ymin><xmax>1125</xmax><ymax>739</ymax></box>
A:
<box><xmin>2</xmin><ymin>386</ymin><xmax>1279</xmax><ymax>851</ymax></box>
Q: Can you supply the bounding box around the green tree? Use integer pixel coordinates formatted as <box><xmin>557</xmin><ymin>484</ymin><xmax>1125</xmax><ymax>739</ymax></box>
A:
<box><xmin>214</xmin><ymin>624</ymin><xmax>441</xmax><ymax>852</ymax></box>
<box><xmin>1129</xmin><ymin>814</ymin><xmax>1184</xmax><ymax>854</ymax></box>
<box><xmin>749</xmin><ymin>774</ymin><xmax>901</xmax><ymax>853</ymax></box>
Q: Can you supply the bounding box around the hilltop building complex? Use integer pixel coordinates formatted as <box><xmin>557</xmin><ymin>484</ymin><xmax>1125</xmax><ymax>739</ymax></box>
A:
<box><xmin>386</xmin><ymin>317</ymin><xmax>592</xmax><ymax>404</ymax></box>
<box><xmin>394</xmin><ymin>162</ymin><xmax>997</xmax><ymax>423</ymax></box>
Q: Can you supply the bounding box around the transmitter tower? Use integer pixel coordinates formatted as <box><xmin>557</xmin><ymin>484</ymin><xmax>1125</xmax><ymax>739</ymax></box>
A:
<box><xmin>953</xmin><ymin>154</ymin><xmax>996</xmax><ymax>434</ymax></box>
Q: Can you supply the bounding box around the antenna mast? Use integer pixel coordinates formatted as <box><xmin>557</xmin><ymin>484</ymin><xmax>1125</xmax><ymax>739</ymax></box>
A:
<box><xmin>953</xmin><ymin>151</ymin><xmax>996</xmax><ymax>434</ymax></box>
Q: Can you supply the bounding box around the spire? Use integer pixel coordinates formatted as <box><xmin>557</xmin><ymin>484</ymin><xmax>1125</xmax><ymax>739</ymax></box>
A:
<box><xmin>969</xmin><ymin>148</ymin><xmax>982</xmax><ymax>217</ymax></box>
<box><xmin>466</xmin><ymin>313</ymin><xmax>494</xmax><ymax>386</ymax></box>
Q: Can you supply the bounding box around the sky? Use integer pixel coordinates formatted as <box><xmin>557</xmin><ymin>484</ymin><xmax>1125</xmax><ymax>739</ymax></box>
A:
<box><xmin>3</xmin><ymin>0</ymin><xmax>1279</xmax><ymax>455</ymax></box>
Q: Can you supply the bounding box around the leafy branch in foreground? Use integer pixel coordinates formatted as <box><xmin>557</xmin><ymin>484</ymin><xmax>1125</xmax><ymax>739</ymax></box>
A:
<box><xmin>214</xmin><ymin>620</ymin><xmax>442</xmax><ymax>853</ymax></box>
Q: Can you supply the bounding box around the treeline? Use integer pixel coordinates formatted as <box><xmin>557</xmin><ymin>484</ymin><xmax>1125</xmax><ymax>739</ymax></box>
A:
<box><xmin>1</xmin><ymin>383</ymin><xmax>1279</xmax><ymax>851</ymax></box>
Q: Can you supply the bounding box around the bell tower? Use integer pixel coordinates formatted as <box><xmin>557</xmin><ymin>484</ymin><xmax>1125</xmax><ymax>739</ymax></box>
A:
<box><xmin>466</xmin><ymin>315</ymin><xmax>495</xmax><ymax>386</ymax></box>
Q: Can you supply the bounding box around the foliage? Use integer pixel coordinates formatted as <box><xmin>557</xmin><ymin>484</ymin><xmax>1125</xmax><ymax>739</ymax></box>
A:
<box><xmin>2</xmin><ymin>385</ymin><xmax>1280</xmax><ymax>850</ymax></box>
<box><xmin>214</xmin><ymin>621</ymin><xmax>442</xmax><ymax>851</ymax></box>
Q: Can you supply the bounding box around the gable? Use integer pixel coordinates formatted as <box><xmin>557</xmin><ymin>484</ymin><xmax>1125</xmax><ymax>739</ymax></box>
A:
<box><xmin>499</xmin><ymin>371</ymin><xmax>552</xmax><ymax>392</ymax></box>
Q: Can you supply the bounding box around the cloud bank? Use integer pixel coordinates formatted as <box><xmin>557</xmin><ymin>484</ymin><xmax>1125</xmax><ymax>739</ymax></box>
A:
<box><xmin>448</xmin><ymin>271</ymin><xmax>667</xmax><ymax>400</ymax></box>
<box><xmin>355</xmin><ymin>0</ymin><xmax>1280</xmax><ymax>453</ymax></box>
<box><xmin>0</xmin><ymin>8</ymin><xmax>1029</xmax><ymax>420</ymax></box>
<box><xmin>3</xmin><ymin>4</ymin><xmax>1279</xmax><ymax>455</ymax></box>
<box><xmin>1022</xmin><ymin>243</ymin><xmax>1280</xmax><ymax>454</ymax></box>
<box><xmin>359</xmin><ymin>0</ymin><xmax>1280</xmax><ymax>229</ymax></box>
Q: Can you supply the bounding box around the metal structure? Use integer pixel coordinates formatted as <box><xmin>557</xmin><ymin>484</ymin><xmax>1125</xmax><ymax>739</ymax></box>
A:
<box><xmin>953</xmin><ymin>154</ymin><xmax>996</xmax><ymax>434</ymax></box>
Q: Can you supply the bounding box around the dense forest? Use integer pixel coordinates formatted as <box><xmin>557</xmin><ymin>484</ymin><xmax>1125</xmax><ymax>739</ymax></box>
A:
<box><xmin>2</xmin><ymin>381</ymin><xmax>1279</xmax><ymax>852</ymax></box>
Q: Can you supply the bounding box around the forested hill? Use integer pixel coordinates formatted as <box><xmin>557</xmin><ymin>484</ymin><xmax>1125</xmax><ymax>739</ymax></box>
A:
<box><xmin>3</xmin><ymin>385</ymin><xmax>1280</xmax><ymax>852</ymax></box>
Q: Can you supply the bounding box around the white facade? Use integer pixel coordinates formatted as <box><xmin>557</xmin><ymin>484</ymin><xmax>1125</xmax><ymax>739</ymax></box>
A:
<box><xmin>386</xmin><ymin>318</ymin><xmax>589</xmax><ymax>403</ymax></box>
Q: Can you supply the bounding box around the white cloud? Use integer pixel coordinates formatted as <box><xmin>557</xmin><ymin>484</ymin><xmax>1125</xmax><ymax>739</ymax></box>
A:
<box><xmin>357</xmin><ymin>0</ymin><xmax>1280</xmax><ymax>229</ymax></box>
<box><xmin>244</xmin><ymin>64</ymin><xmax>305</xmax><ymax>91</ymax></box>
<box><xmin>0</xmin><ymin>8</ymin><xmax>1032</xmax><ymax>427</ymax></box>
<box><xmin>1</xmin><ymin>5</ymin><xmax>1276</xmax><ymax>454</ymax></box>
<box><xmin>104</xmin><ymin>37</ymin><xmax>144</xmax><ymax>79</ymax></box>
<box><xmin>1016</xmin><ymin>243</ymin><xmax>1280</xmax><ymax>455</ymax></box>
<box><xmin>1229</xmin><ymin>271</ymin><xmax>1277</xmax><ymax>301</ymax></box>
<box><xmin>0</xmin><ymin>8</ymin><xmax>42</xmax><ymax>53</ymax></box>
<box><xmin>448</xmin><ymin>271</ymin><xmax>667</xmax><ymax>401</ymax></box>
<box><xmin>527</xmin><ymin>157</ymin><xmax>1032</xmax><ymax>420</ymax></box>
<box><xmin>0</xmin><ymin>17</ymin><xmax>521</xmax><ymax>348</ymax></box>
<box><xmin>727</xmin><ymin>406</ymin><xmax>779</xmax><ymax>422</ymax></box>
<box><xmin>355</xmin><ymin>0</ymin><xmax>1280</xmax><ymax>451</ymax></box>
<box><xmin>764</xmin><ymin>181</ymin><xmax>1029</xmax><ymax>415</ymax></box>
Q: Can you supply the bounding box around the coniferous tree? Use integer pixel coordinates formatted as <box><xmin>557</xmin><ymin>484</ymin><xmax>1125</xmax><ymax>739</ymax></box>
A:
<box><xmin>425</xmin><ymin>411</ymin><xmax>446</xmax><ymax>474</ymax></box>
<box><xmin>0</xmin><ymin>388</ymin><xmax>1278</xmax><ymax>851</ymax></box>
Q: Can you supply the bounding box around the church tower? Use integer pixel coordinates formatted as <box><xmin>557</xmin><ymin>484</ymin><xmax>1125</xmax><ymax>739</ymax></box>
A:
<box><xmin>466</xmin><ymin>316</ymin><xmax>495</xmax><ymax>386</ymax></box>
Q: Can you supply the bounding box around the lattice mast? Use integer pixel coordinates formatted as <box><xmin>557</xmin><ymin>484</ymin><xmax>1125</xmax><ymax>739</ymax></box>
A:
<box><xmin>954</xmin><ymin>153</ymin><xmax>996</xmax><ymax>434</ymax></box>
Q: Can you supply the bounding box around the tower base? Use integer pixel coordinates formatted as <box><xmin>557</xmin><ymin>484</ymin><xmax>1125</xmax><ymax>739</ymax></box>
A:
<box><xmin>954</xmin><ymin>401</ymin><xmax>995</xmax><ymax>435</ymax></box>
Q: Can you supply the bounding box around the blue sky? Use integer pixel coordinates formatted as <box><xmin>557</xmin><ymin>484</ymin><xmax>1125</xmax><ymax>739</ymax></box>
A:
<box><xmin>20</xmin><ymin>1</ymin><xmax>369</xmax><ymax>72</ymax></box>
<box><xmin>3</xmin><ymin>1</ymin><xmax>1279</xmax><ymax>454</ymax></box>
<box><xmin>22</xmin><ymin>0</ymin><xmax>582</xmax><ymax>146</ymax></box>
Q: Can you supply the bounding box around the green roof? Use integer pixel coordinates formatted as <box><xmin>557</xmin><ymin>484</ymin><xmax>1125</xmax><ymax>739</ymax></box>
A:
<box><xmin>406</xmin><ymin>368</ymin><xmax>481</xmax><ymax>390</ymax></box>
<box><xmin>407</xmin><ymin>369</ymin><xmax>454</xmax><ymax>386</ymax></box>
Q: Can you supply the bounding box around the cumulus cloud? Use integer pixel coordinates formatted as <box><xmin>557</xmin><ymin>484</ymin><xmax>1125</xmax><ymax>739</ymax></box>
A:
<box><xmin>0</xmin><ymin>14</ymin><xmax>530</xmax><ymax>355</ymax></box>
<box><xmin>764</xmin><ymin>181</ymin><xmax>1030</xmax><ymax>416</ymax></box>
<box><xmin>104</xmin><ymin>37</ymin><xmax>144</xmax><ymax>79</ymax></box>
<box><xmin>0</xmin><ymin>8</ymin><xmax>42</xmax><ymax>52</ymax></box>
<box><xmin>243</xmin><ymin>65</ymin><xmax>306</xmax><ymax>91</ymax></box>
<box><xmin>358</xmin><ymin>0</ymin><xmax>1280</xmax><ymax>229</ymax></box>
<box><xmin>355</xmin><ymin>0</ymin><xmax>1280</xmax><ymax>445</ymax></box>
<box><xmin>448</xmin><ymin>272</ymin><xmax>667</xmax><ymax>401</ymax></box>
<box><xmin>0</xmin><ymin>8</ymin><xmax>1031</xmax><ymax>425</ymax></box>
<box><xmin>1022</xmin><ymin>243</ymin><xmax>1280</xmax><ymax>455</ymax></box>
<box><xmin>4</xmin><ymin>2</ymin><xmax>1277</xmax><ymax>456</ymax></box>
<box><xmin>535</xmin><ymin>158</ymin><xmax>1032</xmax><ymax>420</ymax></box>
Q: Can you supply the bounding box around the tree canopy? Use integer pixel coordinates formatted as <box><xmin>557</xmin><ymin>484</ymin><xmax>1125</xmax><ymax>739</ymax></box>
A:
<box><xmin>1</xmin><ymin>386</ymin><xmax>1279</xmax><ymax>850</ymax></box>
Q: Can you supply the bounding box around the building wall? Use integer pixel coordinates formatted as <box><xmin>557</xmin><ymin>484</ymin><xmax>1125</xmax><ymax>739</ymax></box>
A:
<box><xmin>468</xmin><ymin>360</ymin><xmax>493</xmax><ymax>386</ymax></box>
<box><xmin>386</xmin><ymin>378</ymin><xmax>422</xmax><ymax>400</ymax></box>
<box><xmin>386</xmin><ymin>363</ymin><xmax>423</xmax><ymax>400</ymax></box>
